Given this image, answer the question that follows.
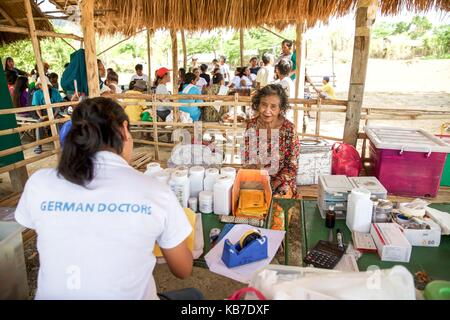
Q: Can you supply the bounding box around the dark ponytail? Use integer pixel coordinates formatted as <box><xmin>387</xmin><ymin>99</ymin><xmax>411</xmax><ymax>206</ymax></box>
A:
<box><xmin>57</xmin><ymin>97</ymin><xmax>130</xmax><ymax>187</ymax></box>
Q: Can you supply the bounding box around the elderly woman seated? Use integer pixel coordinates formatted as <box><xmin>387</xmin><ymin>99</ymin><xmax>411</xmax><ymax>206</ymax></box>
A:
<box><xmin>243</xmin><ymin>84</ymin><xmax>300</xmax><ymax>197</ymax></box>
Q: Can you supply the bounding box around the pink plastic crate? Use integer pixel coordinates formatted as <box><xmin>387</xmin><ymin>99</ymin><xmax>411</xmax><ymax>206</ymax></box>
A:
<box><xmin>369</xmin><ymin>142</ymin><xmax>446</xmax><ymax>197</ymax></box>
<box><xmin>365</xmin><ymin>126</ymin><xmax>450</xmax><ymax>198</ymax></box>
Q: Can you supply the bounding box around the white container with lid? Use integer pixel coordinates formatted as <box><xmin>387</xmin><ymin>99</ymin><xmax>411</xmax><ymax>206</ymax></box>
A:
<box><xmin>348</xmin><ymin>176</ymin><xmax>387</xmax><ymax>200</ymax></box>
<box><xmin>189</xmin><ymin>166</ymin><xmax>205</xmax><ymax>198</ymax></box>
<box><xmin>220</xmin><ymin>167</ymin><xmax>237</xmax><ymax>180</ymax></box>
<box><xmin>364</xmin><ymin>126</ymin><xmax>450</xmax><ymax>153</ymax></box>
<box><xmin>154</xmin><ymin>171</ymin><xmax>171</xmax><ymax>185</ymax></box>
<box><xmin>199</xmin><ymin>191</ymin><xmax>213</xmax><ymax>214</ymax></box>
<box><xmin>346</xmin><ymin>188</ymin><xmax>373</xmax><ymax>233</ymax></box>
<box><xmin>175</xmin><ymin>165</ymin><xmax>189</xmax><ymax>177</ymax></box>
<box><xmin>169</xmin><ymin>171</ymin><xmax>190</xmax><ymax>208</ymax></box>
<box><xmin>144</xmin><ymin>162</ymin><xmax>162</xmax><ymax>176</ymax></box>
<box><xmin>164</xmin><ymin>167</ymin><xmax>176</xmax><ymax>175</ymax></box>
<box><xmin>213</xmin><ymin>174</ymin><xmax>234</xmax><ymax>215</ymax></box>
<box><xmin>188</xmin><ymin>197</ymin><xmax>198</xmax><ymax>212</ymax></box>
<box><xmin>204</xmin><ymin>168</ymin><xmax>220</xmax><ymax>191</ymax></box>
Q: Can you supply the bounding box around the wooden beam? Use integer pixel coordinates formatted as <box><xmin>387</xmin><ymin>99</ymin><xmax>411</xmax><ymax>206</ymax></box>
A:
<box><xmin>24</xmin><ymin>0</ymin><xmax>60</xmax><ymax>150</ymax></box>
<box><xmin>147</xmin><ymin>29</ymin><xmax>152</xmax><ymax>89</ymax></box>
<box><xmin>181</xmin><ymin>29</ymin><xmax>187</xmax><ymax>70</ymax></box>
<box><xmin>98</xmin><ymin>29</ymin><xmax>146</xmax><ymax>56</ymax></box>
<box><xmin>60</xmin><ymin>37</ymin><xmax>76</xmax><ymax>50</ymax></box>
<box><xmin>170</xmin><ymin>29</ymin><xmax>178</xmax><ymax>90</ymax></box>
<box><xmin>0</xmin><ymin>4</ymin><xmax>18</xmax><ymax>26</ymax></box>
<box><xmin>343</xmin><ymin>0</ymin><xmax>377</xmax><ymax>146</ymax></box>
<box><xmin>80</xmin><ymin>0</ymin><xmax>100</xmax><ymax>97</ymax></box>
<box><xmin>239</xmin><ymin>29</ymin><xmax>244</xmax><ymax>66</ymax></box>
<box><xmin>294</xmin><ymin>22</ymin><xmax>306</xmax><ymax>132</ymax></box>
<box><xmin>8</xmin><ymin>167</ymin><xmax>28</xmax><ymax>193</ymax></box>
<box><xmin>0</xmin><ymin>24</ymin><xmax>83</xmax><ymax>40</ymax></box>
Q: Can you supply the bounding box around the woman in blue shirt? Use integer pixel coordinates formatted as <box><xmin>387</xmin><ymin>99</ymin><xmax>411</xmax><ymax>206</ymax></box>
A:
<box><xmin>178</xmin><ymin>72</ymin><xmax>203</xmax><ymax>121</ymax></box>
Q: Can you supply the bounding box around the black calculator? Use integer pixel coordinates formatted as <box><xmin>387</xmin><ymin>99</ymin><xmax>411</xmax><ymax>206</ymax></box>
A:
<box><xmin>303</xmin><ymin>240</ymin><xmax>345</xmax><ymax>269</ymax></box>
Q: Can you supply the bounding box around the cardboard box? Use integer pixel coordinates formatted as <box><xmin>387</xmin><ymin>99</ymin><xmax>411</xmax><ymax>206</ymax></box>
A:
<box><xmin>395</xmin><ymin>219</ymin><xmax>441</xmax><ymax>247</ymax></box>
<box><xmin>370</xmin><ymin>223</ymin><xmax>412</xmax><ymax>263</ymax></box>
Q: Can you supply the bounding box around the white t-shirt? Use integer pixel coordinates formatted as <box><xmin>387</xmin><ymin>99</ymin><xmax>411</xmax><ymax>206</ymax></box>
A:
<box><xmin>15</xmin><ymin>151</ymin><xmax>191</xmax><ymax>300</ymax></box>
<box><xmin>241</xmin><ymin>75</ymin><xmax>252</xmax><ymax>88</ymax></box>
<box><xmin>256</xmin><ymin>65</ymin><xmax>275</xmax><ymax>88</ymax></box>
<box><xmin>109</xmin><ymin>83</ymin><xmax>122</xmax><ymax>94</ymax></box>
<box><xmin>131</xmin><ymin>74</ymin><xmax>149</xmax><ymax>82</ymax></box>
<box><xmin>219</xmin><ymin>64</ymin><xmax>230</xmax><ymax>81</ymax></box>
<box><xmin>230</xmin><ymin>75</ymin><xmax>241</xmax><ymax>88</ymax></box>
<box><xmin>274</xmin><ymin>77</ymin><xmax>295</xmax><ymax>98</ymax></box>
<box><xmin>195</xmin><ymin>77</ymin><xmax>208</xmax><ymax>90</ymax></box>
<box><xmin>155</xmin><ymin>84</ymin><xmax>171</xmax><ymax>111</ymax></box>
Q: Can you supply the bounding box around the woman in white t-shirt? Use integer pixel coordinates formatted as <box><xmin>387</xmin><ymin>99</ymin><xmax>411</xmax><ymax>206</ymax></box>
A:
<box><xmin>15</xmin><ymin>97</ymin><xmax>201</xmax><ymax>300</ymax></box>
<box><xmin>154</xmin><ymin>67</ymin><xmax>173</xmax><ymax>121</ymax></box>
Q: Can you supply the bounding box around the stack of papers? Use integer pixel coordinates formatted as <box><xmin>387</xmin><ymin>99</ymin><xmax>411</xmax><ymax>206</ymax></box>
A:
<box><xmin>204</xmin><ymin>224</ymin><xmax>285</xmax><ymax>283</ymax></box>
<box><xmin>237</xmin><ymin>189</ymin><xmax>268</xmax><ymax>218</ymax></box>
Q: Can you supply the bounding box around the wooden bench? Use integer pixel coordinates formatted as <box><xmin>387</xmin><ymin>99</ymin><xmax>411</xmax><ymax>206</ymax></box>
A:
<box><xmin>15</xmin><ymin>115</ymin><xmax>39</xmax><ymax>141</ymax></box>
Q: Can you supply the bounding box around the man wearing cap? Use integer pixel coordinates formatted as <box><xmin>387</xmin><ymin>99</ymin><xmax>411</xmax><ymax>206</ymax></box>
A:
<box><xmin>154</xmin><ymin>67</ymin><xmax>173</xmax><ymax>121</ymax></box>
<box><xmin>31</xmin><ymin>76</ymin><xmax>63</xmax><ymax>154</ymax></box>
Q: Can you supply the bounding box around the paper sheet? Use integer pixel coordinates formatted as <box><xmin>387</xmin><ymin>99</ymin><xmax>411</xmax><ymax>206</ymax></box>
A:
<box><xmin>204</xmin><ymin>224</ymin><xmax>285</xmax><ymax>283</ymax></box>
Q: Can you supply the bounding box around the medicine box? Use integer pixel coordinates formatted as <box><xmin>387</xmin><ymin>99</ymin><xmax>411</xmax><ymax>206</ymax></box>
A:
<box><xmin>394</xmin><ymin>219</ymin><xmax>441</xmax><ymax>247</ymax></box>
<box><xmin>370</xmin><ymin>223</ymin><xmax>412</xmax><ymax>263</ymax></box>
<box><xmin>297</xmin><ymin>139</ymin><xmax>332</xmax><ymax>185</ymax></box>
<box><xmin>348</xmin><ymin>176</ymin><xmax>387</xmax><ymax>200</ymax></box>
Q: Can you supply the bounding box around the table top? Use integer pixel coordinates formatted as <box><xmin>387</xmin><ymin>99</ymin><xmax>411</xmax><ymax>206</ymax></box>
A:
<box><xmin>301</xmin><ymin>200</ymin><xmax>450</xmax><ymax>281</ymax></box>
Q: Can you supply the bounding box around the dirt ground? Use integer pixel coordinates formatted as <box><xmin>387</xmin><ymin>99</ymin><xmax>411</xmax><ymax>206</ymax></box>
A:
<box><xmin>2</xmin><ymin>59</ymin><xmax>450</xmax><ymax>299</ymax></box>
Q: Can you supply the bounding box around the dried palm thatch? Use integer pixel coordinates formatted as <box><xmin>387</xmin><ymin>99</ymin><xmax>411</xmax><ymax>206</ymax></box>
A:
<box><xmin>0</xmin><ymin>0</ymin><xmax>54</xmax><ymax>45</ymax></box>
<box><xmin>53</xmin><ymin>0</ymin><xmax>449</xmax><ymax>36</ymax></box>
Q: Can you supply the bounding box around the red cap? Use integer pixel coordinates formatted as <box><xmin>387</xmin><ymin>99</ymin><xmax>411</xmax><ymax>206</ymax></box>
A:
<box><xmin>156</xmin><ymin>67</ymin><xmax>171</xmax><ymax>78</ymax></box>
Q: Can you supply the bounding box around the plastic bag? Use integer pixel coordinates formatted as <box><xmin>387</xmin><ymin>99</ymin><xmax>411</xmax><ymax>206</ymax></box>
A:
<box><xmin>249</xmin><ymin>265</ymin><xmax>416</xmax><ymax>300</ymax></box>
<box><xmin>331</xmin><ymin>142</ymin><xmax>362</xmax><ymax>177</ymax></box>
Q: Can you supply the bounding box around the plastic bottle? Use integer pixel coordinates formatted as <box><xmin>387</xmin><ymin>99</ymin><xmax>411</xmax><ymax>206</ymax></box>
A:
<box><xmin>169</xmin><ymin>171</ymin><xmax>190</xmax><ymax>208</ymax></box>
<box><xmin>220</xmin><ymin>167</ymin><xmax>237</xmax><ymax>180</ymax></box>
<box><xmin>213</xmin><ymin>174</ymin><xmax>234</xmax><ymax>215</ymax></box>
<box><xmin>188</xmin><ymin>197</ymin><xmax>198</xmax><ymax>212</ymax></box>
<box><xmin>346</xmin><ymin>188</ymin><xmax>373</xmax><ymax>233</ymax></box>
<box><xmin>203</xmin><ymin>168</ymin><xmax>220</xmax><ymax>191</ymax></box>
<box><xmin>189</xmin><ymin>166</ymin><xmax>205</xmax><ymax>198</ymax></box>
<box><xmin>144</xmin><ymin>162</ymin><xmax>162</xmax><ymax>176</ymax></box>
<box><xmin>153</xmin><ymin>171</ymin><xmax>171</xmax><ymax>185</ymax></box>
<box><xmin>175</xmin><ymin>165</ymin><xmax>189</xmax><ymax>177</ymax></box>
<box><xmin>199</xmin><ymin>191</ymin><xmax>213</xmax><ymax>214</ymax></box>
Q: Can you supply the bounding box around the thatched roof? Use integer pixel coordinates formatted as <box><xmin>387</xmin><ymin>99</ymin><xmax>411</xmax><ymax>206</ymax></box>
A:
<box><xmin>0</xmin><ymin>0</ymin><xmax>54</xmax><ymax>45</ymax></box>
<box><xmin>51</xmin><ymin>0</ymin><xmax>449</xmax><ymax>36</ymax></box>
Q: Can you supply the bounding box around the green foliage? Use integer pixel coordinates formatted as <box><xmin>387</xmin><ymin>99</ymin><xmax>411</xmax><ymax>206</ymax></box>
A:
<box><xmin>409</xmin><ymin>16</ymin><xmax>433</xmax><ymax>39</ymax></box>
<box><xmin>373</xmin><ymin>21</ymin><xmax>396</xmax><ymax>38</ymax></box>
<box><xmin>393</xmin><ymin>21</ymin><xmax>410</xmax><ymax>35</ymax></box>
<box><xmin>423</xmin><ymin>25</ymin><xmax>450</xmax><ymax>58</ymax></box>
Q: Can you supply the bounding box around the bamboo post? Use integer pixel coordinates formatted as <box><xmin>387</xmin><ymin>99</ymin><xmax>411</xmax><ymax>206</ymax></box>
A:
<box><xmin>181</xmin><ymin>30</ymin><xmax>187</xmax><ymax>70</ymax></box>
<box><xmin>315</xmin><ymin>98</ymin><xmax>322</xmax><ymax>137</ymax></box>
<box><xmin>24</xmin><ymin>0</ymin><xmax>60</xmax><ymax>150</ymax></box>
<box><xmin>171</xmin><ymin>29</ymin><xmax>179</xmax><ymax>122</ymax></box>
<box><xmin>80</xmin><ymin>0</ymin><xmax>100</xmax><ymax>97</ymax></box>
<box><xmin>151</xmin><ymin>94</ymin><xmax>160</xmax><ymax>160</ymax></box>
<box><xmin>147</xmin><ymin>29</ymin><xmax>152</xmax><ymax>88</ymax></box>
<box><xmin>232</xmin><ymin>93</ymin><xmax>239</xmax><ymax>163</ymax></box>
<box><xmin>294</xmin><ymin>22</ymin><xmax>306</xmax><ymax>133</ymax></box>
<box><xmin>239</xmin><ymin>29</ymin><xmax>244</xmax><ymax>67</ymax></box>
<box><xmin>343</xmin><ymin>0</ymin><xmax>377</xmax><ymax>146</ymax></box>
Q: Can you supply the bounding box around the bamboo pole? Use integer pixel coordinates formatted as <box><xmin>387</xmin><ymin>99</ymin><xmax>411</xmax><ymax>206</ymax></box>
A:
<box><xmin>0</xmin><ymin>150</ymin><xmax>58</xmax><ymax>175</ymax></box>
<box><xmin>151</xmin><ymin>94</ymin><xmax>160</xmax><ymax>160</ymax></box>
<box><xmin>0</xmin><ymin>24</ymin><xmax>83</xmax><ymax>40</ymax></box>
<box><xmin>315</xmin><ymin>98</ymin><xmax>322</xmax><ymax>137</ymax></box>
<box><xmin>80</xmin><ymin>0</ymin><xmax>100</xmax><ymax>97</ymax></box>
<box><xmin>24</xmin><ymin>0</ymin><xmax>60</xmax><ymax>151</ymax></box>
<box><xmin>170</xmin><ymin>29</ymin><xmax>179</xmax><ymax>89</ymax></box>
<box><xmin>240</xmin><ymin>29</ymin><xmax>244</xmax><ymax>67</ymax></box>
<box><xmin>147</xmin><ymin>29</ymin><xmax>152</xmax><ymax>88</ymax></box>
<box><xmin>0</xmin><ymin>118</ymin><xmax>69</xmax><ymax>136</ymax></box>
<box><xmin>0</xmin><ymin>101</ymin><xmax>77</xmax><ymax>115</ymax></box>
<box><xmin>0</xmin><ymin>6</ymin><xmax>18</xmax><ymax>25</ymax></box>
<box><xmin>60</xmin><ymin>37</ymin><xmax>76</xmax><ymax>51</ymax></box>
<box><xmin>0</xmin><ymin>136</ymin><xmax>58</xmax><ymax>158</ymax></box>
<box><xmin>294</xmin><ymin>21</ymin><xmax>306</xmax><ymax>133</ymax></box>
<box><xmin>133</xmin><ymin>139</ymin><xmax>175</xmax><ymax>148</ymax></box>
<box><xmin>181</xmin><ymin>30</ymin><xmax>187</xmax><ymax>70</ymax></box>
<box><xmin>343</xmin><ymin>0</ymin><xmax>377</xmax><ymax>146</ymax></box>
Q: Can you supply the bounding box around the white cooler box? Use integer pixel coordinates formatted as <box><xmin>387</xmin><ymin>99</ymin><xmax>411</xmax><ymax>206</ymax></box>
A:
<box><xmin>297</xmin><ymin>139</ymin><xmax>332</xmax><ymax>185</ymax></box>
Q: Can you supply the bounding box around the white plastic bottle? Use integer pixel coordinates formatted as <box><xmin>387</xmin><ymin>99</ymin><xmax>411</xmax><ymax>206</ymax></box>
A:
<box><xmin>346</xmin><ymin>188</ymin><xmax>373</xmax><ymax>233</ymax></box>
<box><xmin>188</xmin><ymin>197</ymin><xmax>198</xmax><ymax>212</ymax></box>
<box><xmin>213</xmin><ymin>174</ymin><xmax>234</xmax><ymax>215</ymax></box>
<box><xmin>199</xmin><ymin>191</ymin><xmax>213</xmax><ymax>214</ymax></box>
<box><xmin>144</xmin><ymin>162</ymin><xmax>162</xmax><ymax>176</ymax></box>
<box><xmin>169</xmin><ymin>171</ymin><xmax>190</xmax><ymax>208</ymax></box>
<box><xmin>189</xmin><ymin>166</ymin><xmax>205</xmax><ymax>198</ymax></box>
<box><xmin>153</xmin><ymin>171</ymin><xmax>171</xmax><ymax>185</ymax></box>
<box><xmin>203</xmin><ymin>168</ymin><xmax>220</xmax><ymax>191</ymax></box>
<box><xmin>175</xmin><ymin>165</ymin><xmax>189</xmax><ymax>177</ymax></box>
<box><xmin>220</xmin><ymin>167</ymin><xmax>237</xmax><ymax>180</ymax></box>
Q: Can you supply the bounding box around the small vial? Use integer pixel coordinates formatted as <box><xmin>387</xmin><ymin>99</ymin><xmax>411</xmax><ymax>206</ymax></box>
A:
<box><xmin>325</xmin><ymin>206</ymin><xmax>336</xmax><ymax>229</ymax></box>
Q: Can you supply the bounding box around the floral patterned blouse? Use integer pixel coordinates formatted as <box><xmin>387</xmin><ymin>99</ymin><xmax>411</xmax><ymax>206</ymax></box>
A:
<box><xmin>243</xmin><ymin>116</ymin><xmax>300</xmax><ymax>196</ymax></box>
